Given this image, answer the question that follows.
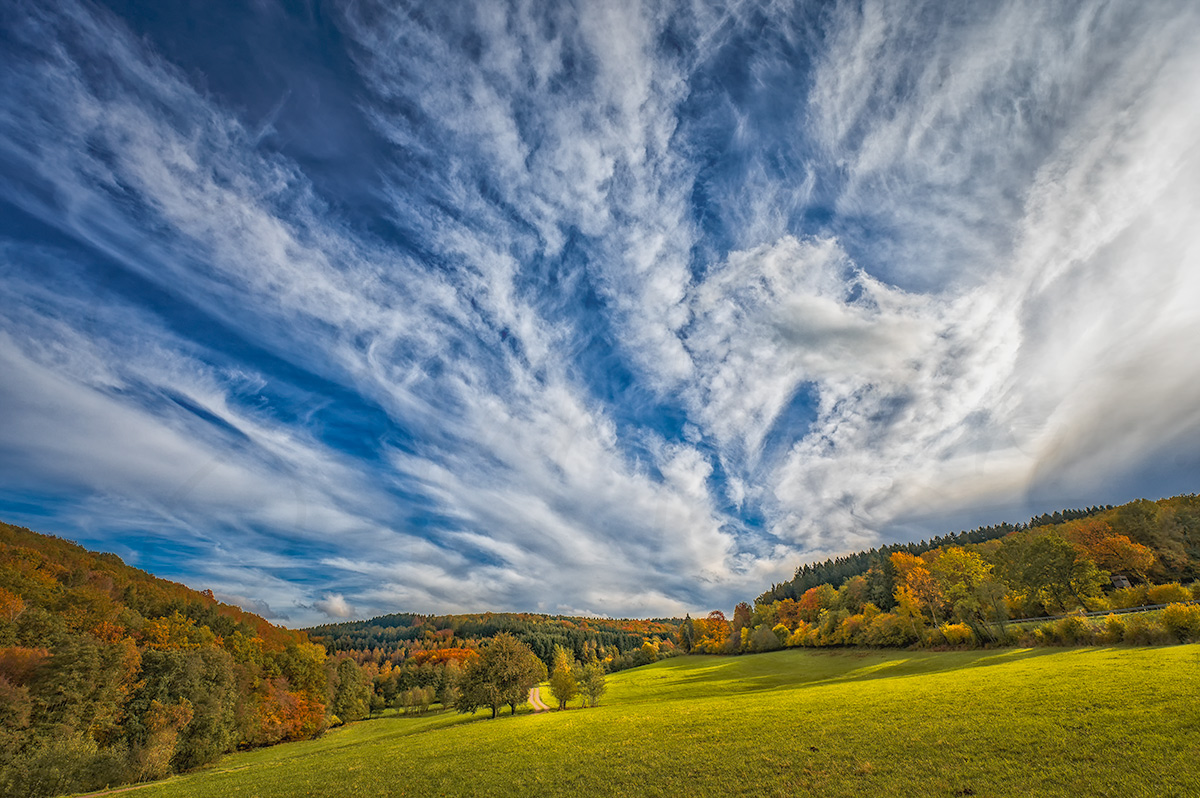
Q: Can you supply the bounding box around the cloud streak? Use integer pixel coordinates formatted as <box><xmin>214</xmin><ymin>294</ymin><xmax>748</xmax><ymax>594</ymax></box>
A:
<box><xmin>0</xmin><ymin>0</ymin><xmax>1198</xmax><ymax>624</ymax></box>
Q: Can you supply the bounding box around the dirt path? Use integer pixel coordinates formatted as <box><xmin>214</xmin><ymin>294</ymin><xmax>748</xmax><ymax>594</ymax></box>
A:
<box><xmin>528</xmin><ymin>685</ymin><xmax>551</xmax><ymax>711</ymax></box>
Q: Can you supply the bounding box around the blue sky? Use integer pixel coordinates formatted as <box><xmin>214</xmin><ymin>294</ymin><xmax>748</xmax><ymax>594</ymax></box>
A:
<box><xmin>2</xmin><ymin>0</ymin><xmax>1200</xmax><ymax>625</ymax></box>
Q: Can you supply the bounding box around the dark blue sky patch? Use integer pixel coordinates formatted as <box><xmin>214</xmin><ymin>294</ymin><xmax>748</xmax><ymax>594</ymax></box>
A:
<box><xmin>759</xmin><ymin>381</ymin><xmax>821</xmax><ymax>464</ymax></box>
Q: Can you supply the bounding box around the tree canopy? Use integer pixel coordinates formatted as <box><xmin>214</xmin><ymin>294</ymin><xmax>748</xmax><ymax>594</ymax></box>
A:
<box><xmin>454</xmin><ymin>633</ymin><xmax>546</xmax><ymax>719</ymax></box>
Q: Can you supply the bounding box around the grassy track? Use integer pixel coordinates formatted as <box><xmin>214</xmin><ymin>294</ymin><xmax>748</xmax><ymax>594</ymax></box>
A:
<box><xmin>120</xmin><ymin>646</ymin><xmax>1200</xmax><ymax>798</ymax></box>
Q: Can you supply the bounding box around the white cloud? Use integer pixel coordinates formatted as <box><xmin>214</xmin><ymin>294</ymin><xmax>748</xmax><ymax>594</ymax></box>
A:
<box><xmin>1</xmin><ymin>0</ymin><xmax>1199</xmax><ymax>623</ymax></box>
<box><xmin>314</xmin><ymin>593</ymin><xmax>356</xmax><ymax>620</ymax></box>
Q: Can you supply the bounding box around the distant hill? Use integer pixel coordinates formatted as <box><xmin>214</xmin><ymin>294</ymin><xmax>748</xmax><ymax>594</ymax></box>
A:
<box><xmin>307</xmin><ymin>611</ymin><xmax>680</xmax><ymax>671</ymax></box>
<box><xmin>757</xmin><ymin>498</ymin><xmax>1198</xmax><ymax>605</ymax></box>
<box><xmin>0</xmin><ymin>520</ymin><xmax>306</xmax><ymax>648</ymax></box>
<box><xmin>714</xmin><ymin>494</ymin><xmax>1200</xmax><ymax>657</ymax></box>
<box><xmin>0</xmin><ymin>520</ymin><xmax>333</xmax><ymax>798</ymax></box>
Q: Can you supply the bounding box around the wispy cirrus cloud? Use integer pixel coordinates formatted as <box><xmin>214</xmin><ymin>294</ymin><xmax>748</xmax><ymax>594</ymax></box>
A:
<box><xmin>0</xmin><ymin>0</ymin><xmax>1198</xmax><ymax>624</ymax></box>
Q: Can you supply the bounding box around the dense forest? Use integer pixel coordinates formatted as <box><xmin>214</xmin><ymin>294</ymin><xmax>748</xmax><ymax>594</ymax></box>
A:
<box><xmin>0</xmin><ymin>520</ymin><xmax>351</xmax><ymax>797</ymax></box>
<box><xmin>701</xmin><ymin>495</ymin><xmax>1200</xmax><ymax>656</ymax></box>
<box><xmin>307</xmin><ymin>611</ymin><xmax>679</xmax><ymax>672</ymax></box>
<box><xmin>757</xmin><ymin>505</ymin><xmax>1115</xmax><ymax>605</ymax></box>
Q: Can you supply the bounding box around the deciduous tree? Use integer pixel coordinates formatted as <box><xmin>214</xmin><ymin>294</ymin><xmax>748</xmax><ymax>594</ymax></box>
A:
<box><xmin>578</xmin><ymin>661</ymin><xmax>606</xmax><ymax>707</ymax></box>
<box><xmin>454</xmin><ymin>633</ymin><xmax>544</xmax><ymax>719</ymax></box>
<box><xmin>547</xmin><ymin>646</ymin><xmax>578</xmax><ymax>710</ymax></box>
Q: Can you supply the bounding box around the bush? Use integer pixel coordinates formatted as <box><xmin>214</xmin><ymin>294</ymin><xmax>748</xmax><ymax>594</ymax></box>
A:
<box><xmin>749</xmin><ymin>625</ymin><xmax>782</xmax><ymax>652</ymax></box>
<box><xmin>0</xmin><ymin>732</ymin><xmax>126</xmax><ymax>797</ymax></box>
<box><xmin>1122</xmin><ymin>614</ymin><xmax>1173</xmax><ymax>646</ymax></box>
<box><xmin>783</xmin><ymin>623</ymin><xmax>808</xmax><ymax>648</ymax></box>
<box><xmin>1102</xmin><ymin>614</ymin><xmax>1126</xmax><ymax>644</ymax></box>
<box><xmin>994</xmin><ymin>625</ymin><xmax>1022</xmax><ymax>647</ymax></box>
<box><xmin>1109</xmin><ymin>586</ymin><xmax>1149</xmax><ymax>609</ymax></box>
<box><xmin>1054</xmin><ymin>613</ymin><xmax>1095</xmax><ymax>645</ymax></box>
<box><xmin>1147</xmin><ymin>583</ymin><xmax>1191</xmax><ymax>605</ymax></box>
<box><xmin>1159</xmin><ymin>603</ymin><xmax>1200</xmax><ymax>643</ymax></box>
<box><xmin>795</xmin><ymin>625</ymin><xmax>822</xmax><ymax>647</ymax></box>
<box><xmin>835</xmin><ymin>614</ymin><xmax>870</xmax><ymax>646</ymax></box>
<box><xmin>938</xmin><ymin>623</ymin><xmax>975</xmax><ymax>647</ymax></box>
<box><xmin>864</xmin><ymin>613</ymin><xmax>920</xmax><ymax>647</ymax></box>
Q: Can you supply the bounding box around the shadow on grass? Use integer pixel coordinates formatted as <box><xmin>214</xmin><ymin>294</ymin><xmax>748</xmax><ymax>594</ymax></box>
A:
<box><xmin>651</xmin><ymin>646</ymin><xmax>1069</xmax><ymax>696</ymax></box>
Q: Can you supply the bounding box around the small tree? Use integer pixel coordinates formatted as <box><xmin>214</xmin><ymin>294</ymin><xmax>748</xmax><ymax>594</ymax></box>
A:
<box><xmin>578</xmin><ymin>661</ymin><xmax>607</xmax><ymax>707</ymax></box>
<box><xmin>678</xmin><ymin>615</ymin><xmax>695</xmax><ymax>653</ymax></box>
<box><xmin>548</xmin><ymin>646</ymin><xmax>578</xmax><ymax>710</ymax></box>
<box><xmin>330</xmin><ymin>658</ymin><xmax>370</xmax><ymax>722</ymax></box>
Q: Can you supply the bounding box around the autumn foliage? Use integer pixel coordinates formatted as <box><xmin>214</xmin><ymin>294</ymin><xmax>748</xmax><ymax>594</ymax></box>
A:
<box><xmin>721</xmin><ymin>494</ymin><xmax>1200</xmax><ymax>656</ymax></box>
<box><xmin>0</xmin><ymin>520</ymin><xmax>332</xmax><ymax>797</ymax></box>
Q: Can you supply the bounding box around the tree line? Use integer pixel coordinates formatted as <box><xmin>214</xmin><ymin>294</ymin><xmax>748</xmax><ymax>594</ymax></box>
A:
<box><xmin>306</xmin><ymin>611</ymin><xmax>679</xmax><ymax>673</ymax></box>
<box><xmin>697</xmin><ymin>495</ymin><xmax>1200</xmax><ymax>656</ymax></box>
<box><xmin>757</xmin><ymin>505</ymin><xmax>1116</xmax><ymax>605</ymax></box>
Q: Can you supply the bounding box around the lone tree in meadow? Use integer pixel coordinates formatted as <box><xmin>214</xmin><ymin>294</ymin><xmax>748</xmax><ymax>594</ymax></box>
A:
<box><xmin>578</xmin><ymin>661</ymin><xmax>607</xmax><ymax>707</ymax></box>
<box><xmin>548</xmin><ymin>645</ymin><xmax>579</xmax><ymax>709</ymax></box>
<box><xmin>454</xmin><ymin>633</ymin><xmax>546</xmax><ymax>719</ymax></box>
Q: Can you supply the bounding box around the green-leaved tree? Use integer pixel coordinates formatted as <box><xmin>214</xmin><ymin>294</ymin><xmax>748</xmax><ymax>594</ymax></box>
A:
<box><xmin>579</xmin><ymin>661</ymin><xmax>607</xmax><ymax>708</ymax></box>
<box><xmin>454</xmin><ymin>633</ymin><xmax>545</xmax><ymax>719</ymax></box>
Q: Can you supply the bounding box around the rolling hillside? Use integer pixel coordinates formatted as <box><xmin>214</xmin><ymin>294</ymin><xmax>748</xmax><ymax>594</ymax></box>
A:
<box><xmin>131</xmin><ymin>645</ymin><xmax>1200</xmax><ymax>798</ymax></box>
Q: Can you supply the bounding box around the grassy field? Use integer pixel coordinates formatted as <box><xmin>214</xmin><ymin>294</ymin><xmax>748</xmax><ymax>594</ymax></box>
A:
<box><xmin>113</xmin><ymin>646</ymin><xmax>1199</xmax><ymax>798</ymax></box>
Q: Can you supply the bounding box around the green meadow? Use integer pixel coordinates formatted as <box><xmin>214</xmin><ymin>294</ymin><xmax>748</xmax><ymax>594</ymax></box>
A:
<box><xmin>119</xmin><ymin>646</ymin><xmax>1200</xmax><ymax>798</ymax></box>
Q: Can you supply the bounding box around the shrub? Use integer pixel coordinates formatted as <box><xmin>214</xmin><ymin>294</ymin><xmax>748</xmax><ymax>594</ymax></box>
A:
<box><xmin>1109</xmin><ymin>586</ymin><xmax>1149</xmax><ymax>609</ymax></box>
<box><xmin>749</xmin><ymin>624</ymin><xmax>782</xmax><ymax>652</ymax></box>
<box><xmin>994</xmin><ymin>625</ymin><xmax>1022</xmax><ymax>647</ymax></box>
<box><xmin>938</xmin><ymin>623</ymin><xmax>974</xmax><ymax>647</ymax></box>
<box><xmin>1102</xmin><ymin>614</ymin><xmax>1125</xmax><ymax>644</ymax></box>
<box><xmin>1147</xmin><ymin>583</ymin><xmax>1190</xmax><ymax>605</ymax></box>
<box><xmin>1122</xmin><ymin>614</ymin><xmax>1173</xmax><ymax>646</ymax></box>
<box><xmin>1</xmin><ymin>732</ymin><xmax>126</xmax><ymax>797</ymax></box>
<box><xmin>864</xmin><ymin>613</ymin><xmax>920</xmax><ymax>647</ymax></box>
<box><xmin>784</xmin><ymin>623</ymin><xmax>809</xmax><ymax>648</ymax></box>
<box><xmin>1159</xmin><ymin>603</ymin><xmax>1200</xmax><ymax>643</ymax></box>
<box><xmin>1054</xmin><ymin>613</ymin><xmax>1095</xmax><ymax>645</ymax></box>
<box><xmin>836</xmin><ymin>614</ymin><xmax>869</xmax><ymax>646</ymax></box>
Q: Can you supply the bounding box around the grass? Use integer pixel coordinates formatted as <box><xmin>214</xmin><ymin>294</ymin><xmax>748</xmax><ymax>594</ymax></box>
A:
<box><xmin>114</xmin><ymin>646</ymin><xmax>1200</xmax><ymax>798</ymax></box>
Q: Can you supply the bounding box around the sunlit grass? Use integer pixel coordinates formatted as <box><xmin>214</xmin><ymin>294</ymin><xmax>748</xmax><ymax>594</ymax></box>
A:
<box><xmin>123</xmin><ymin>646</ymin><xmax>1200</xmax><ymax>798</ymax></box>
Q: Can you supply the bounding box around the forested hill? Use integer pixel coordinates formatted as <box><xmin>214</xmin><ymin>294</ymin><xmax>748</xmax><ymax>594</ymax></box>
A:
<box><xmin>0</xmin><ymin>520</ymin><xmax>304</xmax><ymax>647</ymax></box>
<box><xmin>758</xmin><ymin>503</ymin><xmax>1118</xmax><ymax>604</ymax></box>
<box><xmin>306</xmin><ymin>612</ymin><xmax>680</xmax><ymax>671</ymax></box>
<box><xmin>0</xmin><ymin>520</ymin><xmax>335</xmax><ymax>797</ymax></box>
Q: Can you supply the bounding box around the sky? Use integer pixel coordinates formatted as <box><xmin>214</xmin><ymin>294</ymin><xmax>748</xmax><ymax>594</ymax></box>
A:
<box><xmin>2</xmin><ymin>0</ymin><xmax>1200</xmax><ymax>626</ymax></box>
